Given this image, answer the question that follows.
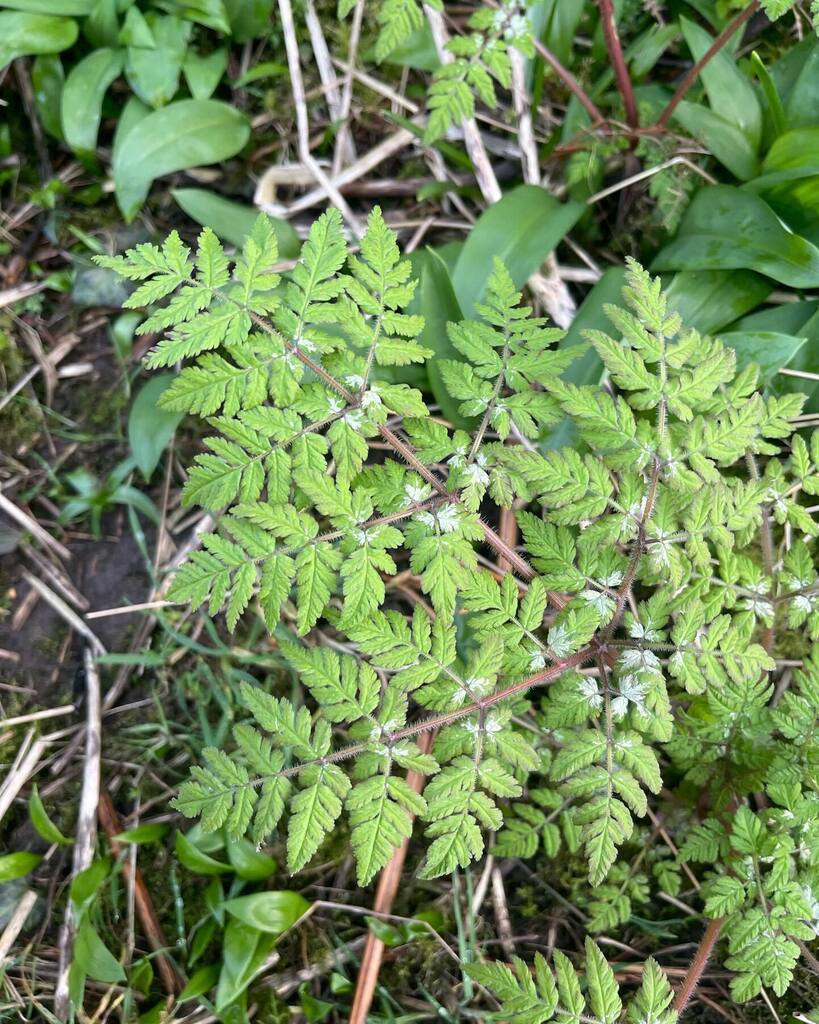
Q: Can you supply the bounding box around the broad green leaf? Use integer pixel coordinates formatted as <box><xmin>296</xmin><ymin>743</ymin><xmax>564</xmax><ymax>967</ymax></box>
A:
<box><xmin>728</xmin><ymin>300</ymin><xmax>819</xmax><ymax>407</ymax></box>
<box><xmin>172</xmin><ymin>187</ymin><xmax>300</xmax><ymax>256</ymax></box>
<box><xmin>664</xmin><ymin>269</ymin><xmax>772</xmax><ymax>334</ymax></box>
<box><xmin>223</xmin><ymin>0</ymin><xmax>274</xmax><ymax>42</ymax></box>
<box><xmin>215</xmin><ymin>918</ymin><xmax>276</xmax><ymax>1011</ymax></box>
<box><xmin>113</xmin><ymin>823</ymin><xmax>169</xmax><ymax>844</ymax></box>
<box><xmin>748</xmin><ymin>128</ymin><xmax>819</xmax><ymax>239</ymax></box>
<box><xmin>673</xmin><ymin>100</ymin><xmax>759</xmax><ymax>181</ymax></box>
<box><xmin>0</xmin><ymin>851</ymin><xmax>42</xmax><ymax>881</ymax></box>
<box><xmin>123</xmin><ymin>13</ymin><xmax>190</xmax><ymax>108</ymax></box>
<box><xmin>380</xmin><ymin>23</ymin><xmax>439</xmax><ymax>71</ymax></box>
<box><xmin>628</xmin><ymin>21</ymin><xmax>680</xmax><ymax>77</ymax></box>
<box><xmin>718</xmin><ymin>330</ymin><xmax>807</xmax><ymax>386</ymax></box>
<box><xmin>29</xmin><ymin>784</ymin><xmax>72</xmax><ymax>845</ymax></box>
<box><xmin>113</xmin><ymin>99</ymin><xmax>250</xmax><ymax>220</ymax></box>
<box><xmin>61</xmin><ymin>48</ymin><xmax>123</xmax><ymax>155</ymax></box>
<box><xmin>0</xmin><ymin>0</ymin><xmax>92</xmax><ymax>9</ymax></box>
<box><xmin>112</xmin><ymin>94</ymin><xmax>150</xmax><ymax>167</ymax></box>
<box><xmin>74</xmin><ymin>920</ymin><xmax>125</xmax><ymax>983</ymax></box>
<box><xmin>545</xmin><ymin>267</ymin><xmax>626</xmax><ymax>450</ymax></box>
<box><xmin>128</xmin><ymin>374</ymin><xmax>185</xmax><ymax>481</ymax></box>
<box><xmin>411</xmin><ymin>247</ymin><xmax>470</xmax><ymax>428</ymax></box>
<box><xmin>452</xmin><ymin>184</ymin><xmax>584</xmax><ymax>317</ymax></box>
<box><xmin>174</xmin><ymin>0</ymin><xmax>229</xmax><ymax>32</ymax></box>
<box><xmin>231</xmin><ymin>60</ymin><xmax>288</xmax><ymax>87</ymax></box>
<box><xmin>84</xmin><ymin>0</ymin><xmax>118</xmax><ymax>47</ymax></box>
<box><xmin>178</xmin><ymin>963</ymin><xmax>220</xmax><ymax>1001</ymax></box>
<box><xmin>183</xmin><ymin>48</ymin><xmax>228</xmax><ymax>100</ymax></box>
<box><xmin>70</xmin><ymin>858</ymin><xmax>110</xmax><ymax>908</ymax></box>
<box><xmin>32</xmin><ymin>54</ymin><xmax>64</xmax><ymax>139</ymax></box>
<box><xmin>560</xmin><ymin>267</ymin><xmax>625</xmax><ymax>386</ymax></box>
<box><xmin>532</xmin><ymin>0</ymin><xmax>585</xmax><ymax>65</ymax></box>
<box><xmin>750</xmin><ymin>51</ymin><xmax>786</xmax><ymax>139</ymax></box>
<box><xmin>0</xmin><ymin>12</ymin><xmax>77</xmax><ymax>69</ymax></box>
<box><xmin>783</xmin><ymin>37</ymin><xmax>819</xmax><ymax>129</ymax></box>
<box><xmin>174</xmin><ymin>831</ymin><xmax>231</xmax><ymax>875</ymax></box>
<box><xmin>760</xmin><ymin>127</ymin><xmax>819</xmax><ymax>180</ymax></box>
<box><xmin>225</xmin><ymin>836</ymin><xmax>277</xmax><ymax>880</ymax></box>
<box><xmin>653</xmin><ymin>186</ymin><xmax>819</xmax><ymax>288</ymax></box>
<box><xmin>679</xmin><ymin>17</ymin><xmax>761</xmax><ymax>149</ymax></box>
<box><xmin>222</xmin><ymin>891</ymin><xmax>310</xmax><ymax>933</ymax></box>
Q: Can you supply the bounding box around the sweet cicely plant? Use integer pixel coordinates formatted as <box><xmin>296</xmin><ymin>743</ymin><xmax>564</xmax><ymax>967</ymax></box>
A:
<box><xmin>98</xmin><ymin>209</ymin><xmax>819</xmax><ymax>1015</ymax></box>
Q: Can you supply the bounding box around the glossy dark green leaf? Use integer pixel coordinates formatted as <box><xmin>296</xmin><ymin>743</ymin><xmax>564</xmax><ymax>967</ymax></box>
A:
<box><xmin>784</xmin><ymin>38</ymin><xmax>819</xmax><ymax>129</ymax></box>
<box><xmin>74</xmin><ymin>920</ymin><xmax>125</xmax><ymax>983</ymax></box>
<box><xmin>225</xmin><ymin>836</ymin><xmax>277</xmax><ymax>880</ymax></box>
<box><xmin>299</xmin><ymin>981</ymin><xmax>334</xmax><ymax>1022</ymax></box>
<box><xmin>750</xmin><ymin>51</ymin><xmax>786</xmax><ymax>140</ymax></box>
<box><xmin>222</xmin><ymin>891</ymin><xmax>310</xmax><ymax>933</ymax></box>
<box><xmin>364</xmin><ymin>915</ymin><xmax>408</xmax><ymax>947</ymax></box>
<box><xmin>451</xmin><ymin>185</ymin><xmax>584</xmax><ymax>317</ymax></box>
<box><xmin>411</xmin><ymin>247</ymin><xmax>470</xmax><ymax>428</ymax></box>
<box><xmin>32</xmin><ymin>54</ymin><xmax>64</xmax><ymax>139</ymax></box>
<box><xmin>108</xmin><ymin>310</ymin><xmax>141</xmax><ymax>364</ymax></box>
<box><xmin>560</xmin><ymin>266</ymin><xmax>625</xmax><ymax>386</ymax></box>
<box><xmin>129</xmin><ymin>955</ymin><xmax>153</xmax><ymax>995</ymax></box>
<box><xmin>110</xmin><ymin>96</ymin><xmax>149</xmax><ymax>169</ymax></box>
<box><xmin>70</xmin><ymin>858</ymin><xmax>110</xmax><ymax>908</ymax></box>
<box><xmin>0</xmin><ymin>12</ymin><xmax>77</xmax><ymax>69</ymax></box>
<box><xmin>0</xmin><ymin>851</ymin><xmax>42</xmax><ymax>881</ymax></box>
<box><xmin>679</xmin><ymin>16</ymin><xmax>761</xmax><ymax>148</ymax></box>
<box><xmin>113</xmin><ymin>822</ymin><xmax>169</xmax><ymax>845</ymax></box>
<box><xmin>664</xmin><ymin>270</ymin><xmax>772</xmax><ymax>334</ymax></box>
<box><xmin>381</xmin><ymin>24</ymin><xmax>439</xmax><ymax>70</ymax></box>
<box><xmin>124</xmin><ymin>23</ymin><xmax>189</xmax><ymax>110</ymax></box>
<box><xmin>113</xmin><ymin>99</ymin><xmax>250</xmax><ymax>220</ymax></box>
<box><xmin>761</xmin><ymin>128</ymin><xmax>819</xmax><ymax>180</ymax></box>
<box><xmin>748</xmin><ymin>129</ymin><xmax>819</xmax><ymax>237</ymax></box>
<box><xmin>175</xmin><ymin>0</ymin><xmax>229</xmax><ymax>32</ymax></box>
<box><xmin>231</xmin><ymin>60</ymin><xmax>288</xmax><ymax>87</ymax></box>
<box><xmin>175</xmin><ymin>831</ymin><xmax>231</xmax><ymax>875</ymax></box>
<box><xmin>215</xmin><ymin>918</ymin><xmax>276</xmax><ymax>1011</ymax></box>
<box><xmin>653</xmin><ymin>186</ymin><xmax>819</xmax><ymax>288</ymax></box>
<box><xmin>172</xmin><ymin>187</ymin><xmax>300</xmax><ymax>257</ymax></box>
<box><xmin>61</xmin><ymin>47</ymin><xmax>123</xmax><ymax>155</ymax></box>
<box><xmin>628</xmin><ymin>22</ymin><xmax>679</xmax><ymax>78</ymax></box>
<box><xmin>718</xmin><ymin>331</ymin><xmax>807</xmax><ymax>385</ymax></box>
<box><xmin>119</xmin><ymin>5</ymin><xmax>153</xmax><ymax>46</ymax></box>
<box><xmin>128</xmin><ymin>374</ymin><xmax>184</xmax><ymax>481</ymax></box>
<box><xmin>84</xmin><ymin>0</ymin><xmax>118</xmax><ymax>47</ymax></box>
<box><xmin>183</xmin><ymin>48</ymin><xmax>227</xmax><ymax>100</ymax></box>
<box><xmin>0</xmin><ymin>0</ymin><xmax>92</xmax><ymax>10</ymax></box>
<box><xmin>729</xmin><ymin>300</ymin><xmax>819</xmax><ymax>337</ymax></box>
<box><xmin>29</xmin><ymin>784</ymin><xmax>72</xmax><ymax>845</ymax></box>
<box><xmin>178</xmin><ymin>963</ymin><xmax>220</xmax><ymax>1001</ymax></box>
<box><xmin>543</xmin><ymin>267</ymin><xmax>625</xmax><ymax>451</ymax></box>
<box><xmin>673</xmin><ymin>101</ymin><xmax>759</xmax><ymax>180</ymax></box>
<box><xmin>728</xmin><ymin>300</ymin><xmax>819</xmax><ymax>408</ymax></box>
<box><xmin>223</xmin><ymin>0</ymin><xmax>273</xmax><ymax>42</ymax></box>
<box><xmin>531</xmin><ymin>0</ymin><xmax>585</xmax><ymax>66</ymax></box>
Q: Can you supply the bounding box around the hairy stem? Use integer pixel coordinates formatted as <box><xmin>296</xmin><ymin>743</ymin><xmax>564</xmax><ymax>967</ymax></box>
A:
<box><xmin>655</xmin><ymin>1</ymin><xmax>761</xmax><ymax>129</ymax></box>
<box><xmin>597</xmin><ymin>0</ymin><xmax>638</xmax><ymax>132</ymax></box>
<box><xmin>606</xmin><ymin>458</ymin><xmax>661</xmax><ymax>635</ymax></box>
<box><xmin>215</xmin><ymin>647</ymin><xmax>594</xmax><ymax>791</ymax></box>
<box><xmin>673</xmin><ymin>916</ymin><xmax>724</xmax><ymax>1014</ymax></box>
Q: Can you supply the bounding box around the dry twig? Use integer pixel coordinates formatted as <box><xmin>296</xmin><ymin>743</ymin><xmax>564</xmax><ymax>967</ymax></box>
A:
<box><xmin>54</xmin><ymin>648</ymin><xmax>102</xmax><ymax>1021</ymax></box>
